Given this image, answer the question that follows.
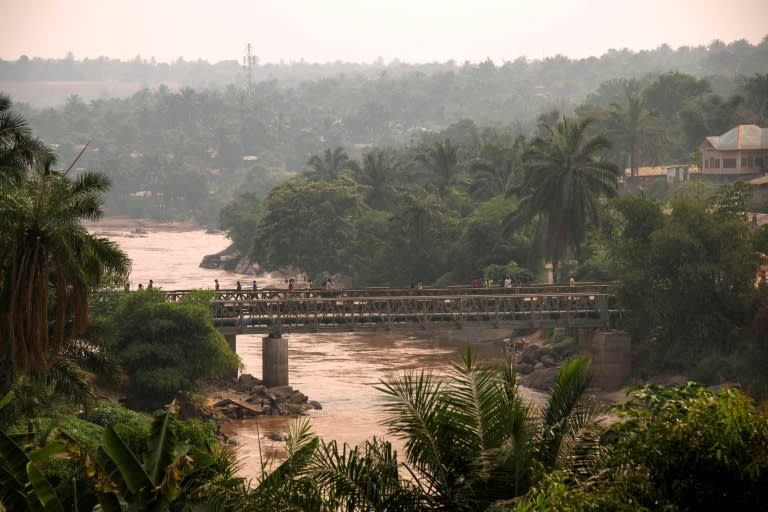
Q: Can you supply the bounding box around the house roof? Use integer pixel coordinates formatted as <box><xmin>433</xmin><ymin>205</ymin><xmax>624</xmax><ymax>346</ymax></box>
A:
<box><xmin>705</xmin><ymin>125</ymin><xmax>768</xmax><ymax>151</ymax></box>
<box><xmin>624</xmin><ymin>166</ymin><xmax>666</xmax><ymax>177</ymax></box>
<box><xmin>748</xmin><ymin>175</ymin><xmax>768</xmax><ymax>186</ymax></box>
<box><xmin>623</xmin><ymin>165</ymin><xmax>699</xmax><ymax>177</ymax></box>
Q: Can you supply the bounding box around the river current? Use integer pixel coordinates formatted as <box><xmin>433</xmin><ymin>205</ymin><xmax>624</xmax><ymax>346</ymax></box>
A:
<box><xmin>98</xmin><ymin>223</ymin><xmax>545</xmax><ymax>480</ymax></box>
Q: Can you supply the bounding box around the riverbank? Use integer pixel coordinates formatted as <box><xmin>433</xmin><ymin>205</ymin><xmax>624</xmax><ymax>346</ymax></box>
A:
<box><xmin>85</xmin><ymin>216</ymin><xmax>204</xmax><ymax>234</ymax></box>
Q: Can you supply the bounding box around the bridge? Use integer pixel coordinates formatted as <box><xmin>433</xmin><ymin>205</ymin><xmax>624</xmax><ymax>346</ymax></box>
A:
<box><xmin>163</xmin><ymin>283</ymin><xmax>627</xmax><ymax>390</ymax></box>
<box><xmin>164</xmin><ymin>282</ymin><xmax>619</xmax><ymax>335</ymax></box>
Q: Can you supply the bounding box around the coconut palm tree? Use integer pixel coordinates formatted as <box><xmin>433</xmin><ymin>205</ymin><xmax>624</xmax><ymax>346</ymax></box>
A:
<box><xmin>506</xmin><ymin>116</ymin><xmax>619</xmax><ymax>273</ymax></box>
<box><xmin>0</xmin><ymin>163</ymin><xmax>130</xmax><ymax>373</ymax></box>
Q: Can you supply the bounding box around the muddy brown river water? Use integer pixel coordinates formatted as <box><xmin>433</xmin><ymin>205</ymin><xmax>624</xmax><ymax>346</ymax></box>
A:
<box><xmin>95</xmin><ymin>221</ymin><xmax>546</xmax><ymax>480</ymax></box>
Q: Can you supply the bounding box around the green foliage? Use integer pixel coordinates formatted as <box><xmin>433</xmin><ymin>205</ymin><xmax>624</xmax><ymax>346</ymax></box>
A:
<box><xmin>0</xmin><ymin>392</ymin><xmax>67</xmax><ymax>512</ymax></box>
<box><xmin>608</xmin><ymin>195</ymin><xmax>759</xmax><ymax>367</ymax></box>
<box><xmin>605</xmin><ymin>383</ymin><xmax>768</xmax><ymax>510</ymax></box>
<box><xmin>373</xmin><ymin>348</ymin><xmax>601</xmax><ymax>511</ymax></box>
<box><xmin>482</xmin><ymin>263</ymin><xmax>534</xmax><ymax>284</ymax></box>
<box><xmin>643</xmin><ymin>72</ymin><xmax>711</xmax><ymax>121</ymax></box>
<box><xmin>0</xmin><ymin>96</ymin><xmax>130</xmax><ymax>373</ymax></box>
<box><xmin>88</xmin><ymin>402</ymin><xmax>193</xmax><ymax>510</ymax></box>
<box><xmin>309</xmin><ymin>437</ymin><xmax>419</xmax><ymax>511</ymax></box>
<box><xmin>177</xmin><ymin>288</ymin><xmax>217</xmax><ymax>305</ymax></box>
<box><xmin>111</xmin><ymin>290</ymin><xmax>240</xmax><ymax>407</ymax></box>
<box><xmin>451</xmin><ymin>195</ymin><xmax>528</xmax><ymax>282</ymax></box>
<box><xmin>496</xmin><ymin>470</ymin><xmax>650</xmax><ymax>512</ymax></box>
<box><xmin>509</xmin><ymin>116</ymin><xmax>620</xmax><ymax>270</ymax></box>
<box><xmin>754</xmin><ymin>225</ymin><xmax>768</xmax><ymax>254</ymax></box>
<box><xmin>254</xmin><ymin>175</ymin><xmax>366</xmax><ymax>279</ymax></box>
<box><xmin>706</xmin><ymin>180</ymin><xmax>753</xmax><ymax>221</ymax></box>
<box><xmin>219</xmin><ymin>191</ymin><xmax>263</xmax><ymax>253</ymax></box>
<box><xmin>82</xmin><ymin>401</ymin><xmax>152</xmax><ymax>455</ymax></box>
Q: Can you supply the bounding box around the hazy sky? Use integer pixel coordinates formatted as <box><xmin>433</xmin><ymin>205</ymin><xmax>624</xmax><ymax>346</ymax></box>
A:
<box><xmin>3</xmin><ymin>0</ymin><xmax>767</xmax><ymax>64</ymax></box>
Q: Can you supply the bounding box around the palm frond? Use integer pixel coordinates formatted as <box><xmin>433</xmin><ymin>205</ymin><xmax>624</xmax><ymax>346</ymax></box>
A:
<box><xmin>537</xmin><ymin>356</ymin><xmax>602</xmax><ymax>473</ymax></box>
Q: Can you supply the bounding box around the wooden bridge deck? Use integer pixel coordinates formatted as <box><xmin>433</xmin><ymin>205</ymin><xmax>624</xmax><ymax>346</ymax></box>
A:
<box><xmin>162</xmin><ymin>284</ymin><xmax>619</xmax><ymax>334</ymax></box>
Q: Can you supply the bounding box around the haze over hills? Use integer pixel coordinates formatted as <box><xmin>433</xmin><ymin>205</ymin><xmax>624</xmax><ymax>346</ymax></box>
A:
<box><xmin>2</xmin><ymin>35</ymin><xmax>766</xmax><ymax>232</ymax></box>
<box><xmin>1</xmin><ymin>35</ymin><xmax>767</xmax><ymax>107</ymax></box>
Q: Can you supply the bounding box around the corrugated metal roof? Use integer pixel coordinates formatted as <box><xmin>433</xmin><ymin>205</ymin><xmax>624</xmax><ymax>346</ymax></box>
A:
<box><xmin>748</xmin><ymin>175</ymin><xmax>768</xmax><ymax>185</ymax></box>
<box><xmin>708</xmin><ymin>125</ymin><xmax>768</xmax><ymax>150</ymax></box>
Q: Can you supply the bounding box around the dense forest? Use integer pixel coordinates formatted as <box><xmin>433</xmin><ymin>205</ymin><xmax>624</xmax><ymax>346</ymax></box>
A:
<box><xmin>1</xmin><ymin>36</ymin><xmax>767</xmax><ymax>229</ymax></box>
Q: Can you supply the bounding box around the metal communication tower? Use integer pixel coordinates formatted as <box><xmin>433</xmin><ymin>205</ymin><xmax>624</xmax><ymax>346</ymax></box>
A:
<box><xmin>243</xmin><ymin>43</ymin><xmax>258</xmax><ymax>95</ymax></box>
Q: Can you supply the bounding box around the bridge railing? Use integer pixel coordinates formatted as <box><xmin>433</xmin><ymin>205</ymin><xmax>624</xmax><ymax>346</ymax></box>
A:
<box><xmin>208</xmin><ymin>292</ymin><xmax>619</xmax><ymax>333</ymax></box>
<box><xmin>164</xmin><ymin>282</ymin><xmax>617</xmax><ymax>303</ymax></box>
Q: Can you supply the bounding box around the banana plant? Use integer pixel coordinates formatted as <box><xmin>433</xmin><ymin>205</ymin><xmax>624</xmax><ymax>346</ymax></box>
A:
<box><xmin>0</xmin><ymin>391</ymin><xmax>67</xmax><ymax>512</ymax></box>
<box><xmin>88</xmin><ymin>400</ymin><xmax>192</xmax><ymax>512</ymax></box>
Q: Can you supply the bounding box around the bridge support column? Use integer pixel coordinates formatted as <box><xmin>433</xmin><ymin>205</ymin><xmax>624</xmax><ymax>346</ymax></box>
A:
<box><xmin>578</xmin><ymin>330</ymin><xmax>631</xmax><ymax>389</ymax></box>
<box><xmin>224</xmin><ymin>334</ymin><xmax>238</xmax><ymax>380</ymax></box>
<box><xmin>263</xmin><ymin>333</ymin><xmax>289</xmax><ymax>387</ymax></box>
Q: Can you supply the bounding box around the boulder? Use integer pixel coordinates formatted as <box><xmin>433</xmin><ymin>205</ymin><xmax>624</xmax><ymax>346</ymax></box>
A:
<box><xmin>515</xmin><ymin>363</ymin><xmax>535</xmax><ymax>375</ymax></box>
<box><xmin>246</xmin><ymin>385</ymin><xmax>269</xmax><ymax>403</ymax></box>
<box><xmin>288</xmin><ymin>390</ymin><xmax>308</xmax><ymax>404</ymax></box>
<box><xmin>524</xmin><ymin>367</ymin><xmax>561</xmax><ymax>391</ymax></box>
<box><xmin>551</xmin><ymin>336</ymin><xmax>578</xmax><ymax>357</ymax></box>
<box><xmin>520</xmin><ymin>343</ymin><xmax>542</xmax><ymax>359</ymax></box>
<box><xmin>236</xmin><ymin>374</ymin><xmax>262</xmax><ymax>392</ymax></box>
<box><xmin>269</xmin><ymin>385</ymin><xmax>295</xmax><ymax>401</ymax></box>
<box><xmin>532</xmin><ymin>347</ymin><xmax>557</xmax><ymax>361</ymax></box>
<box><xmin>200</xmin><ymin>243</ymin><xmax>260</xmax><ymax>274</ymax></box>
<box><xmin>540</xmin><ymin>355</ymin><xmax>558</xmax><ymax>367</ymax></box>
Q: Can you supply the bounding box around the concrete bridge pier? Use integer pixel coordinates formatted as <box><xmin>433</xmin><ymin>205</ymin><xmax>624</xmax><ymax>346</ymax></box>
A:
<box><xmin>224</xmin><ymin>334</ymin><xmax>238</xmax><ymax>380</ymax></box>
<box><xmin>578</xmin><ymin>329</ymin><xmax>631</xmax><ymax>389</ymax></box>
<box><xmin>263</xmin><ymin>333</ymin><xmax>289</xmax><ymax>387</ymax></box>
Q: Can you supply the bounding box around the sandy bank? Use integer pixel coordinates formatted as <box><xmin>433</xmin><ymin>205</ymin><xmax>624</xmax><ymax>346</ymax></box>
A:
<box><xmin>85</xmin><ymin>216</ymin><xmax>206</xmax><ymax>233</ymax></box>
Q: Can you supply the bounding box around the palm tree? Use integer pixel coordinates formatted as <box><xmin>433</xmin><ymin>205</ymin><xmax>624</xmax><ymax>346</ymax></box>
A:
<box><xmin>605</xmin><ymin>82</ymin><xmax>664</xmax><ymax>177</ymax></box>
<box><xmin>374</xmin><ymin>348</ymin><xmax>601</xmax><ymax>511</ymax></box>
<box><xmin>507</xmin><ymin>116</ymin><xmax>619</xmax><ymax>273</ymax></box>
<box><xmin>0</xmin><ymin>164</ymin><xmax>130</xmax><ymax>372</ymax></box>
<box><xmin>0</xmin><ymin>92</ymin><xmax>55</xmax><ymax>182</ymax></box>
<box><xmin>354</xmin><ymin>147</ymin><xmax>402</xmax><ymax>210</ymax></box>
<box><xmin>392</xmin><ymin>188</ymin><xmax>445</xmax><ymax>244</ymax></box>
<box><xmin>415</xmin><ymin>140</ymin><xmax>466</xmax><ymax>197</ymax></box>
<box><xmin>309</xmin><ymin>437</ymin><xmax>420</xmax><ymax>511</ymax></box>
<box><xmin>304</xmin><ymin>146</ymin><xmax>360</xmax><ymax>181</ymax></box>
<box><xmin>467</xmin><ymin>136</ymin><xmax>526</xmax><ymax>201</ymax></box>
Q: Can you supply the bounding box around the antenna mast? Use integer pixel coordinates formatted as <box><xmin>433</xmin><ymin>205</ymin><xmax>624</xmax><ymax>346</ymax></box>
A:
<box><xmin>243</xmin><ymin>43</ymin><xmax>258</xmax><ymax>95</ymax></box>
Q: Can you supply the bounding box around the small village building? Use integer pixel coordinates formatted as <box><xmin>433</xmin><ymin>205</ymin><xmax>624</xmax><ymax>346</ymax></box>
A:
<box><xmin>666</xmin><ymin>164</ymin><xmax>691</xmax><ymax>183</ymax></box>
<box><xmin>748</xmin><ymin>175</ymin><xmax>768</xmax><ymax>212</ymax></box>
<box><xmin>620</xmin><ymin>165</ymin><xmax>697</xmax><ymax>194</ymax></box>
<box><xmin>701</xmin><ymin>124</ymin><xmax>768</xmax><ymax>180</ymax></box>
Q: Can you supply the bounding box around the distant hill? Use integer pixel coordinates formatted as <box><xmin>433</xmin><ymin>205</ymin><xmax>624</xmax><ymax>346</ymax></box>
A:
<box><xmin>2</xmin><ymin>36</ymin><xmax>766</xmax><ymax>107</ymax></box>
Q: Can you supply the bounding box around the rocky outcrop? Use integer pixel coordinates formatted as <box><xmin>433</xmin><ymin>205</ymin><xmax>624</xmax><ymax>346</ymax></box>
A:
<box><xmin>515</xmin><ymin>336</ymin><xmax>580</xmax><ymax>391</ymax></box>
<box><xmin>200</xmin><ymin>243</ymin><xmax>260</xmax><ymax>274</ymax></box>
<box><xmin>211</xmin><ymin>374</ymin><xmax>321</xmax><ymax>419</ymax></box>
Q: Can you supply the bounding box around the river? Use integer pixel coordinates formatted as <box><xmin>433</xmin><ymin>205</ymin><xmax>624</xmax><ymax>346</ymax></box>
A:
<box><xmin>96</xmin><ymin>221</ymin><xmax>546</xmax><ymax>480</ymax></box>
